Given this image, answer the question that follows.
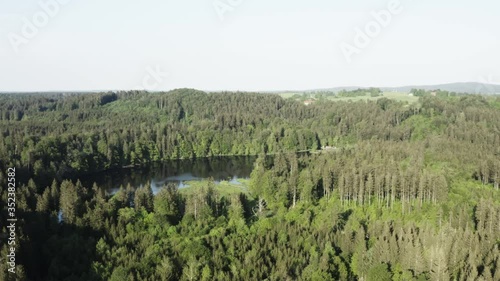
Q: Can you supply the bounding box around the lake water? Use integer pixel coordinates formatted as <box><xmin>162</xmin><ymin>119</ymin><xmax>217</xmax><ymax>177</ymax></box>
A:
<box><xmin>79</xmin><ymin>156</ymin><xmax>256</xmax><ymax>195</ymax></box>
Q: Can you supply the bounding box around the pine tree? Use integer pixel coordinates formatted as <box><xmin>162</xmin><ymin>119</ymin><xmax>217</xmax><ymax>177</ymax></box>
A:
<box><xmin>59</xmin><ymin>180</ymin><xmax>84</xmax><ymax>224</ymax></box>
<box><xmin>154</xmin><ymin>183</ymin><xmax>182</xmax><ymax>225</ymax></box>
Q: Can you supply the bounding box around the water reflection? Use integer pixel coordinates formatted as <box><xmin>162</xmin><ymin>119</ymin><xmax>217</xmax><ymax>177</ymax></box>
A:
<box><xmin>79</xmin><ymin>156</ymin><xmax>256</xmax><ymax>195</ymax></box>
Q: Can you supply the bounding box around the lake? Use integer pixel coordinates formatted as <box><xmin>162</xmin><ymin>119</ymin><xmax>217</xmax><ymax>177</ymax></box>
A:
<box><xmin>79</xmin><ymin>156</ymin><xmax>256</xmax><ymax>195</ymax></box>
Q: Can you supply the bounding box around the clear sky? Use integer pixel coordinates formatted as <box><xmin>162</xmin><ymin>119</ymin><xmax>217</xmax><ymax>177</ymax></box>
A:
<box><xmin>0</xmin><ymin>0</ymin><xmax>499</xmax><ymax>92</ymax></box>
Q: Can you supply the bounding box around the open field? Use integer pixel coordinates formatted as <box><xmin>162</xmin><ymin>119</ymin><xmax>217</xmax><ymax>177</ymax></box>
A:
<box><xmin>278</xmin><ymin>91</ymin><xmax>420</xmax><ymax>104</ymax></box>
<box><xmin>329</xmin><ymin>92</ymin><xmax>419</xmax><ymax>103</ymax></box>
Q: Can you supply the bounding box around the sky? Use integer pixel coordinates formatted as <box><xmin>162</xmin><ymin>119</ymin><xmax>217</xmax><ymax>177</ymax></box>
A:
<box><xmin>0</xmin><ymin>0</ymin><xmax>499</xmax><ymax>92</ymax></box>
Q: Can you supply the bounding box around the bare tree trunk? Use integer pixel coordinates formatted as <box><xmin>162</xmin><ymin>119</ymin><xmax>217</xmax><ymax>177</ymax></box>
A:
<box><xmin>258</xmin><ymin>197</ymin><xmax>266</xmax><ymax>215</ymax></box>
<box><xmin>194</xmin><ymin>200</ymin><xmax>197</xmax><ymax>220</ymax></box>
<box><xmin>402</xmin><ymin>187</ymin><xmax>405</xmax><ymax>215</ymax></box>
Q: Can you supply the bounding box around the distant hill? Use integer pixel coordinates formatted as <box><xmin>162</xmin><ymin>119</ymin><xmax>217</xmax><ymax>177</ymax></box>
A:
<box><xmin>304</xmin><ymin>82</ymin><xmax>500</xmax><ymax>95</ymax></box>
<box><xmin>2</xmin><ymin>82</ymin><xmax>500</xmax><ymax>95</ymax></box>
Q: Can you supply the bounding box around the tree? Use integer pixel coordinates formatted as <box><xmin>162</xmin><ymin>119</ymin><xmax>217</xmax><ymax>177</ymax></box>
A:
<box><xmin>250</xmin><ymin>154</ymin><xmax>267</xmax><ymax>216</ymax></box>
<box><xmin>367</xmin><ymin>263</ymin><xmax>392</xmax><ymax>281</ymax></box>
<box><xmin>109</xmin><ymin>267</ymin><xmax>129</xmax><ymax>281</ymax></box>
<box><xmin>59</xmin><ymin>180</ymin><xmax>85</xmax><ymax>224</ymax></box>
<box><xmin>299</xmin><ymin>168</ymin><xmax>314</xmax><ymax>203</ymax></box>
<box><xmin>134</xmin><ymin>182</ymin><xmax>154</xmax><ymax>212</ymax></box>
<box><xmin>154</xmin><ymin>183</ymin><xmax>182</xmax><ymax>225</ymax></box>
<box><xmin>156</xmin><ymin>257</ymin><xmax>176</xmax><ymax>281</ymax></box>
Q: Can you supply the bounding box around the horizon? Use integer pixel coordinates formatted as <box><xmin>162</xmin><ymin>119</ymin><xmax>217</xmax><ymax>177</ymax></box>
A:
<box><xmin>0</xmin><ymin>81</ymin><xmax>499</xmax><ymax>94</ymax></box>
<box><xmin>1</xmin><ymin>0</ymin><xmax>500</xmax><ymax>91</ymax></box>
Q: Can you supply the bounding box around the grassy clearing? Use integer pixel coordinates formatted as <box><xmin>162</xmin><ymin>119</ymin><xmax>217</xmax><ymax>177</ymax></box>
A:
<box><xmin>179</xmin><ymin>179</ymin><xmax>250</xmax><ymax>197</ymax></box>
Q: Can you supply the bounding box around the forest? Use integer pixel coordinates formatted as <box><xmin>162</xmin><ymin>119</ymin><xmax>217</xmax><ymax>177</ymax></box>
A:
<box><xmin>0</xmin><ymin>89</ymin><xmax>500</xmax><ymax>280</ymax></box>
<box><xmin>337</xmin><ymin>88</ymin><xmax>382</xmax><ymax>98</ymax></box>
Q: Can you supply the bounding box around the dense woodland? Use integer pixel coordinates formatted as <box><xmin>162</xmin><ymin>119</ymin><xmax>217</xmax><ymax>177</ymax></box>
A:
<box><xmin>1</xmin><ymin>89</ymin><xmax>500</xmax><ymax>280</ymax></box>
<box><xmin>337</xmin><ymin>88</ymin><xmax>382</xmax><ymax>98</ymax></box>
